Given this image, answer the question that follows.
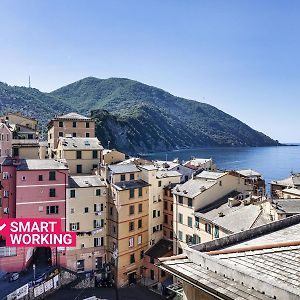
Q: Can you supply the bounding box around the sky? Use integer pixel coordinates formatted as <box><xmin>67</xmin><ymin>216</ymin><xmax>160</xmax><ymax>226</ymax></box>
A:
<box><xmin>0</xmin><ymin>0</ymin><xmax>299</xmax><ymax>143</ymax></box>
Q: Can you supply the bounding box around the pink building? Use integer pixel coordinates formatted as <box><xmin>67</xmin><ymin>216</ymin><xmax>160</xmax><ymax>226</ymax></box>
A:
<box><xmin>0</xmin><ymin>122</ymin><xmax>12</xmax><ymax>157</ymax></box>
<box><xmin>0</xmin><ymin>159</ymin><xmax>69</xmax><ymax>272</ymax></box>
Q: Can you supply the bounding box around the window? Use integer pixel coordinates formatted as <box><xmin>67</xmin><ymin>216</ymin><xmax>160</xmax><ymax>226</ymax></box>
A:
<box><xmin>129</xmin><ymin>237</ymin><xmax>134</xmax><ymax>248</ymax></box>
<box><xmin>94</xmin><ymin>237</ymin><xmax>104</xmax><ymax>247</ymax></box>
<box><xmin>86</xmin><ymin>132</ymin><xmax>90</xmax><ymax>138</ymax></box>
<box><xmin>38</xmin><ymin>175</ymin><xmax>43</xmax><ymax>181</ymax></box>
<box><xmin>129</xmin><ymin>189</ymin><xmax>135</xmax><ymax>198</ymax></box>
<box><xmin>70</xmin><ymin>222</ymin><xmax>80</xmax><ymax>231</ymax></box>
<box><xmin>150</xmin><ymin>270</ymin><xmax>155</xmax><ymax>280</ymax></box>
<box><xmin>178</xmin><ymin>213</ymin><xmax>183</xmax><ymax>224</ymax></box>
<box><xmin>193</xmin><ymin>234</ymin><xmax>201</xmax><ymax>244</ymax></box>
<box><xmin>138</xmin><ymin>219</ymin><xmax>142</xmax><ymax>228</ymax></box>
<box><xmin>92</xmin><ymin>150</ymin><xmax>98</xmax><ymax>159</ymax></box>
<box><xmin>140</xmin><ymin>250</ymin><xmax>144</xmax><ymax>259</ymax></box>
<box><xmin>76</xmin><ymin>151</ymin><xmax>82</xmax><ymax>159</ymax></box>
<box><xmin>86</xmin><ymin>122</ymin><xmax>90</xmax><ymax>128</ymax></box>
<box><xmin>158</xmin><ymin>181</ymin><xmax>162</xmax><ymax>187</ymax></box>
<box><xmin>138</xmin><ymin>235</ymin><xmax>142</xmax><ymax>245</ymax></box>
<box><xmin>129</xmin><ymin>221</ymin><xmax>134</xmax><ymax>231</ymax></box>
<box><xmin>47</xmin><ymin>205</ymin><xmax>59</xmax><ymax>214</ymax></box>
<box><xmin>110</xmin><ymin>207</ymin><xmax>113</xmax><ymax>215</ymax></box>
<box><xmin>77</xmin><ymin>259</ymin><xmax>84</xmax><ymax>272</ymax></box>
<box><xmin>178</xmin><ymin>196</ymin><xmax>183</xmax><ymax>204</ymax></box>
<box><xmin>164</xmin><ymin>215</ymin><xmax>168</xmax><ymax>224</ymax></box>
<box><xmin>49</xmin><ymin>171</ymin><xmax>56</xmax><ymax>181</ymax></box>
<box><xmin>4</xmin><ymin>190</ymin><xmax>9</xmax><ymax>198</ymax></box>
<box><xmin>129</xmin><ymin>205</ymin><xmax>135</xmax><ymax>215</ymax></box>
<box><xmin>94</xmin><ymin>219</ymin><xmax>103</xmax><ymax>228</ymax></box>
<box><xmin>164</xmin><ymin>201</ymin><xmax>168</xmax><ymax>210</ymax></box>
<box><xmin>3</xmin><ymin>172</ymin><xmax>9</xmax><ymax>179</ymax></box>
<box><xmin>84</xmin><ymin>207</ymin><xmax>89</xmax><ymax>213</ymax></box>
<box><xmin>178</xmin><ymin>247</ymin><xmax>183</xmax><ymax>254</ymax></box>
<box><xmin>130</xmin><ymin>254</ymin><xmax>135</xmax><ymax>264</ymax></box>
<box><xmin>157</xmin><ymin>210</ymin><xmax>160</xmax><ymax>217</ymax></box>
<box><xmin>138</xmin><ymin>203</ymin><xmax>142</xmax><ymax>213</ymax></box>
<box><xmin>178</xmin><ymin>231</ymin><xmax>183</xmax><ymax>241</ymax></box>
<box><xmin>138</xmin><ymin>187</ymin><xmax>142</xmax><ymax>197</ymax></box>
<box><xmin>70</xmin><ymin>190</ymin><xmax>76</xmax><ymax>198</ymax></box>
<box><xmin>188</xmin><ymin>198</ymin><xmax>193</xmax><ymax>208</ymax></box>
<box><xmin>214</xmin><ymin>226</ymin><xmax>220</xmax><ymax>238</ymax></box>
<box><xmin>95</xmin><ymin>257</ymin><xmax>103</xmax><ymax>270</ymax></box>
<box><xmin>186</xmin><ymin>234</ymin><xmax>193</xmax><ymax>244</ymax></box>
<box><xmin>70</xmin><ymin>208</ymin><xmax>75</xmax><ymax>214</ymax></box>
<box><xmin>188</xmin><ymin>216</ymin><xmax>193</xmax><ymax>228</ymax></box>
<box><xmin>73</xmin><ymin>121</ymin><xmax>77</xmax><ymax>128</ymax></box>
<box><xmin>49</xmin><ymin>188</ymin><xmax>56</xmax><ymax>197</ymax></box>
<box><xmin>94</xmin><ymin>203</ymin><xmax>103</xmax><ymax>212</ymax></box>
<box><xmin>59</xmin><ymin>132</ymin><xmax>63</xmax><ymax>137</ymax></box>
<box><xmin>153</xmin><ymin>210</ymin><xmax>156</xmax><ymax>218</ymax></box>
<box><xmin>205</xmin><ymin>223</ymin><xmax>212</xmax><ymax>234</ymax></box>
<box><xmin>130</xmin><ymin>173</ymin><xmax>134</xmax><ymax>180</ymax></box>
<box><xmin>96</xmin><ymin>189</ymin><xmax>101</xmax><ymax>196</ymax></box>
<box><xmin>120</xmin><ymin>174</ymin><xmax>126</xmax><ymax>181</ymax></box>
<box><xmin>72</xmin><ymin>132</ymin><xmax>77</xmax><ymax>137</ymax></box>
<box><xmin>219</xmin><ymin>180</ymin><xmax>222</xmax><ymax>186</ymax></box>
<box><xmin>171</xmin><ymin>204</ymin><xmax>173</xmax><ymax>211</ymax></box>
<box><xmin>150</xmin><ymin>257</ymin><xmax>155</xmax><ymax>264</ymax></box>
<box><xmin>21</xmin><ymin>176</ymin><xmax>26</xmax><ymax>181</ymax></box>
<box><xmin>195</xmin><ymin>216</ymin><xmax>200</xmax><ymax>229</ymax></box>
<box><xmin>59</xmin><ymin>121</ymin><xmax>63</xmax><ymax>127</ymax></box>
<box><xmin>76</xmin><ymin>165</ymin><xmax>82</xmax><ymax>173</ymax></box>
<box><xmin>161</xmin><ymin>270</ymin><xmax>166</xmax><ymax>277</ymax></box>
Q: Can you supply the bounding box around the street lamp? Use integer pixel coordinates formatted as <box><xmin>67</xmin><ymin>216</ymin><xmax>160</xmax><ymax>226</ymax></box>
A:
<box><xmin>33</xmin><ymin>264</ymin><xmax>36</xmax><ymax>284</ymax></box>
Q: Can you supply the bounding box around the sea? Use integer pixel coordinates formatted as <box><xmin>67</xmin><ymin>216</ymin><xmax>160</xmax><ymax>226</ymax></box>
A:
<box><xmin>142</xmin><ymin>145</ymin><xmax>300</xmax><ymax>194</ymax></box>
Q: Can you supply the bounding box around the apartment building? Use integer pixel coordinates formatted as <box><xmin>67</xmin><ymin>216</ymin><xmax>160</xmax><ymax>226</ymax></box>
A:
<box><xmin>102</xmin><ymin>149</ymin><xmax>126</xmax><ymax>165</ymax></box>
<box><xmin>183</xmin><ymin>158</ymin><xmax>216</xmax><ymax>172</ymax></box>
<box><xmin>56</xmin><ymin>137</ymin><xmax>103</xmax><ymax>175</ymax></box>
<box><xmin>163</xmin><ymin>183</ymin><xmax>177</xmax><ymax>241</ymax></box>
<box><xmin>107</xmin><ymin>164</ymin><xmax>150</xmax><ymax>287</ymax></box>
<box><xmin>172</xmin><ymin>171</ymin><xmax>251</xmax><ymax>254</ymax></box>
<box><xmin>235</xmin><ymin>169</ymin><xmax>265</xmax><ymax>196</ymax></box>
<box><xmin>271</xmin><ymin>173</ymin><xmax>300</xmax><ymax>198</ymax></box>
<box><xmin>0</xmin><ymin>159</ymin><xmax>69</xmax><ymax>272</ymax></box>
<box><xmin>0</xmin><ymin>122</ymin><xmax>12</xmax><ymax>157</ymax></box>
<box><xmin>47</xmin><ymin>112</ymin><xmax>95</xmax><ymax>158</ymax></box>
<box><xmin>139</xmin><ymin>165</ymin><xmax>181</xmax><ymax>246</ymax></box>
<box><xmin>281</xmin><ymin>187</ymin><xmax>300</xmax><ymax>199</ymax></box>
<box><xmin>0</xmin><ymin>112</ymin><xmax>39</xmax><ymax>159</ymax></box>
<box><xmin>66</xmin><ymin>175</ymin><xmax>107</xmax><ymax>272</ymax></box>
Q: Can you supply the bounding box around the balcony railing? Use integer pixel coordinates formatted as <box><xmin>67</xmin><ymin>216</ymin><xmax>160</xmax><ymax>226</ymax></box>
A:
<box><xmin>0</xmin><ymin>246</ymin><xmax>17</xmax><ymax>257</ymax></box>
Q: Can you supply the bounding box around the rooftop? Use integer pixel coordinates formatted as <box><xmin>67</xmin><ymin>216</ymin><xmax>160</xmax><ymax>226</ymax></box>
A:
<box><xmin>55</xmin><ymin>112</ymin><xmax>92</xmax><ymax>120</ymax></box>
<box><xmin>195</xmin><ymin>192</ymin><xmax>267</xmax><ymax>233</ymax></box>
<box><xmin>159</xmin><ymin>215</ymin><xmax>300</xmax><ymax>300</ymax></box>
<box><xmin>16</xmin><ymin>159</ymin><xmax>68</xmax><ymax>171</ymax></box>
<box><xmin>271</xmin><ymin>173</ymin><xmax>300</xmax><ymax>187</ymax></box>
<box><xmin>282</xmin><ymin>187</ymin><xmax>300</xmax><ymax>196</ymax></box>
<box><xmin>172</xmin><ymin>178</ymin><xmax>216</xmax><ymax>198</ymax></box>
<box><xmin>113</xmin><ymin>179</ymin><xmax>149</xmax><ymax>191</ymax></box>
<box><xmin>59</xmin><ymin>137</ymin><xmax>103</xmax><ymax>150</ymax></box>
<box><xmin>272</xmin><ymin>199</ymin><xmax>300</xmax><ymax>214</ymax></box>
<box><xmin>69</xmin><ymin>175</ymin><xmax>106</xmax><ymax>188</ymax></box>
<box><xmin>196</xmin><ymin>170</ymin><xmax>227</xmax><ymax>180</ymax></box>
<box><xmin>145</xmin><ymin>239</ymin><xmax>173</xmax><ymax>258</ymax></box>
<box><xmin>236</xmin><ymin>169</ymin><xmax>262</xmax><ymax>177</ymax></box>
<box><xmin>108</xmin><ymin>164</ymin><xmax>140</xmax><ymax>174</ymax></box>
<box><xmin>156</xmin><ymin>170</ymin><xmax>181</xmax><ymax>179</ymax></box>
<box><xmin>154</xmin><ymin>160</ymin><xmax>180</xmax><ymax>170</ymax></box>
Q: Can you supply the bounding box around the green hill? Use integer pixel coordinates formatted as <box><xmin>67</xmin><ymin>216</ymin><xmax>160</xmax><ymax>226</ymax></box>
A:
<box><xmin>0</xmin><ymin>77</ymin><xmax>279</xmax><ymax>154</ymax></box>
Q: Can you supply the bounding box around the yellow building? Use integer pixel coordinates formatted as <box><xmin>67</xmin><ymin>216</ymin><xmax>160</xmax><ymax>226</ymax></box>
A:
<box><xmin>47</xmin><ymin>112</ymin><xmax>95</xmax><ymax>158</ymax></box>
<box><xmin>102</xmin><ymin>149</ymin><xmax>126</xmax><ymax>165</ymax></box>
<box><xmin>107</xmin><ymin>164</ymin><xmax>150</xmax><ymax>287</ymax></box>
<box><xmin>66</xmin><ymin>175</ymin><xmax>107</xmax><ymax>272</ymax></box>
<box><xmin>57</xmin><ymin>137</ymin><xmax>103</xmax><ymax>175</ymax></box>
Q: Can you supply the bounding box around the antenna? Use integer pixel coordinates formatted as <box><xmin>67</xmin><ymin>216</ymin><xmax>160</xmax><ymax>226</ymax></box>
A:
<box><xmin>28</xmin><ymin>75</ymin><xmax>31</xmax><ymax>88</ymax></box>
<box><xmin>107</xmin><ymin>140</ymin><xmax>110</xmax><ymax>150</ymax></box>
<box><xmin>165</xmin><ymin>153</ymin><xmax>168</xmax><ymax>162</ymax></box>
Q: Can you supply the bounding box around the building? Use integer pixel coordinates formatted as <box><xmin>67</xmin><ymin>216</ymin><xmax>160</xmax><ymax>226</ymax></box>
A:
<box><xmin>0</xmin><ymin>122</ymin><xmax>12</xmax><ymax>157</ymax></box>
<box><xmin>47</xmin><ymin>112</ymin><xmax>95</xmax><ymax>158</ymax></box>
<box><xmin>0</xmin><ymin>159</ymin><xmax>69</xmax><ymax>272</ymax></box>
<box><xmin>235</xmin><ymin>169</ymin><xmax>265</xmax><ymax>196</ymax></box>
<box><xmin>139</xmin><ymin>165</ymin><xmax>181</xmax><ymax>246</ymax></box>
<box><xmin>172</xmin><ymin>171</ymin><xmax>253</xmax><ymax>254</ymax></box>
<box><xmin>106</xmin><ymin>164</ymin><xmax>150</xmax><ymax>287</ymax></box>
<box><xmin>102</xmin><ymin>149</ymin><xmax>126</xmax><ymax>165</ymax></box>
<box><xmin>282</xmin><ymin>187</ymin><xmax>300</xmax><ymax>199</ymax></box>
<box><xmin>66</xmin><ymin>175</ymin><xmax>107</xmax><ymax>272</ymax></box>
<box><xmin>183</xmin><ymin>158</ymin><xmax>216</xmax><ymax>172</ymax></box>
<box><xmin>163</xmin><ymin>183</ymin><xmax>177</xmax><ymax>241</ymax></box>
<box><xmin>39</xmin><ymin>141</ymin><xmax>48</xmax><ymax>159</ymax></box>
<box><xmin>0</xmin><ymin>113</ymin><xmax>39</xmax><ymax>159</ymax></box>
<box><xmin>56</xmin><ymin>137</ymin><xmax>103</xmax><ymax>175</ymax></box>
<box><xmin>271</xmin><ymin>173</ymin><xmax>300</xmax><ymax>198</ymax></box>
<box><xmin>265</xmin><ymin>198</ymin><xmax>300</xmax><ymax>221</ymax></box>
<box><xmin>158</xmin><ymin>214</ymin><xmax>300</xmax><ymax>300</ymax></box>
<box><xmin>143</xmin><ymin>238</ymin><xmax>173</xmax><ymax>288</ymax></box>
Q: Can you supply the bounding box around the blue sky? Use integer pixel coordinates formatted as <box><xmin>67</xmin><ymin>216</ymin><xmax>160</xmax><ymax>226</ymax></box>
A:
<box><xmin>0</xmin><ymin>0</ymin><xmax>299</xmax><ymax>142</ymax></box>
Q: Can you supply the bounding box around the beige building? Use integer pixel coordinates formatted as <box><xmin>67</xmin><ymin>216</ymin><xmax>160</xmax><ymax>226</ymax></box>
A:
<box><xmin>0</xmin><ymin>112</ymin><xmax>38</xmax><ymax>131</ymax></box>
<box><xmin>47</xmin><ymin>112</ymin><xmax>95</xmax><ymax>158</ymax></box>
<box><xmin>172</xmin><ymin>171</ymin><xmax>253</xmax><ymax>254</ymax></box>
<box><xmin>271</xmin><ymin>173</ymin><xmax>300</xmax><ymax>198</ymax></box>
<box><xmin>107</xmin><ymin>164</ymin><xmax>150</xmax><ymax>287</ymax></box>
<box><xmin>282</xmin><ymin>187</ymin><xmax>300</xmax><ymax>199</ymax></box>
<box><xmin>57</xmin><ymin>137</ymin><xmax>103</xmax><ymax>175</ymax></box>
<box><xmin>102</xmin><ymin>149</ymin><xmax>126</xmax><ymax>165</ymax></box>
<box><xmin>139</xmin><ymin>165</ymin><xmax>181</xmax><ymax>246</ymax></box>
<box><xmin>66</xmin><ymin>175</ymin><xmax>107</xmax><ymax>272</ymax></box>
<box><xmin>183</xmin><ymin>158</ymin><xmax>217</xmax><ymax>172</ymax></box>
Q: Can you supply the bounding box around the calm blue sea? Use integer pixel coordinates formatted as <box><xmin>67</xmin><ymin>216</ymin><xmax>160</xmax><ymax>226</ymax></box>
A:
<box><xmin>142</xmin><ymin>146</ymin><xmax>300</xmax><ymax>191</ymax></box>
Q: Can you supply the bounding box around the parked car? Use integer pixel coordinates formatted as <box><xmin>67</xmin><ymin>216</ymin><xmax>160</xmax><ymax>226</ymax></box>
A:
<box><xmin>8</xmin><ymin>273</ymin><xmax>19</xmax><ymax>282</ymax></box>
